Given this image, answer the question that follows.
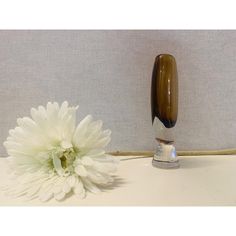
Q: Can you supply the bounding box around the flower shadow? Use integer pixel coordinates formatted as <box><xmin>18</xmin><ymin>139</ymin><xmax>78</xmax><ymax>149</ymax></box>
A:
<box><xmin>101</xmin><ymin>176</ymin><xmax>127</xmax><ymax>191</ymax></box>
<box><xmin>179</xmin><ymin>157</ymin><xmax>219</xmax><ymax>169</ymax></box>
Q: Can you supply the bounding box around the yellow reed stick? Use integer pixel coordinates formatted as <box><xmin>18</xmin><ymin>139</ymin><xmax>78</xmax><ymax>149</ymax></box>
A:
<box><xmin>107</xmin><ymin>149</ymin><xmax>236</xmax><ymax>157</ymax></box>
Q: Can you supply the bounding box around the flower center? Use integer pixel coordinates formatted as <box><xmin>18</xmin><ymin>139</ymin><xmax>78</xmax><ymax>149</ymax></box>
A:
<box><xmin>51</xmin><ymin>147</ymin><xmax>78</xmax><ymax>177</ymax></box>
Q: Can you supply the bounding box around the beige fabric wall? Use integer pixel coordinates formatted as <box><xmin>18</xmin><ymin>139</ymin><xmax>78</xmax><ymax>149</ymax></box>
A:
<box><xmin>0</xmin><ymin>30</ymin><xmax>235</xmax><ymax>156</ymax></box>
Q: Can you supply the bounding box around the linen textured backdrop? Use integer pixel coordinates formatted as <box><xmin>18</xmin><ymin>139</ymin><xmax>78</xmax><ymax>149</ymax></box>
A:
<box><xmin>0</xmin><ymin>30</ymin><xmax>235</xmax><ymax>156</ymax></box>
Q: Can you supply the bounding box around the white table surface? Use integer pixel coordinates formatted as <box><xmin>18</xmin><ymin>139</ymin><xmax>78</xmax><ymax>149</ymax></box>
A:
<box><xmin>0</xmin><ymin>155</ymin><xmax>236</xmax><ymax>206</ymax></box>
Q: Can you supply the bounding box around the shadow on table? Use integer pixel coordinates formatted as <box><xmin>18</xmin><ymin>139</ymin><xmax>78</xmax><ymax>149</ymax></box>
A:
<box><xmin>180</xmin><ymin>157</ymin><xmax>220</xmax><ymax>169</ymax></box>
<box><xmin>102</xmin><ymin>176</ymin><xmax>126</xmax><ymax>191</ymax></box>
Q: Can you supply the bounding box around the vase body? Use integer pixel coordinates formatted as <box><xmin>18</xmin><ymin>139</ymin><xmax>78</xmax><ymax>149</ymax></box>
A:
<box><xmin>151</xmin><ymin>54</ymin><xmax>179</xmax><ymax>168</ymax></box>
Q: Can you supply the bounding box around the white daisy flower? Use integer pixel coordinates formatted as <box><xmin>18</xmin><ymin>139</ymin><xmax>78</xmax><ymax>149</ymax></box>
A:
<box><xmin>3</xmin><ymin>101</ymin><xmax>118</xmax><ymax>201</ymax></box>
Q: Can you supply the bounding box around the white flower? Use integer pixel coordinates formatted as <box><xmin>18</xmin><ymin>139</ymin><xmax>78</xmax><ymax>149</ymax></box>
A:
<box><xmin>3</xmin><ymin>101</ymin><xmax>118</xmax><ymax>201</ymax></box>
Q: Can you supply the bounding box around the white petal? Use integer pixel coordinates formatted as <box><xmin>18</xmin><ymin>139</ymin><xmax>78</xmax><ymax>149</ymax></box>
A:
<box><xmin>73</xmin><ymin>181</ymin><xmax>84</xmax><ymax>195</ymax></box>
<box><xmin>82</xmin><ymin>179</ymin><xmax>101</xmax><ymax>194</ymax></box>
<box><xmin>86</xmin><ymin>149</ymin><xmax>105</xmax><ymax>157</ymax></box>
<box><xmin>60</xmin><ymin>140</ymin><xmax>73</xmax><ymax>149</ymax></box>
<box><xmin>26</xmin><ymin>184</ymin><xmax>41</xmax><ymax>198</ymax></box>
<box><xmin>75</xmin><ymin>165</ymin><xmax>88</xmax><ymax>177</ymax></box>
<box><xmin>93</xmin><ymin>161</ymin><xmax>118</xmax><ymax>173</ymax></box>
<box><xmin>88</xmin><ymin>171</ymin><xmax>112</xmax><ymax>185</ymax></box>
<box><xmin>81</xmin><ymin>156</ymin><xmax>93</xmax><ymax>166</ymax></box>
<box><xmin>74</xmin><ymin>180</ymin><xmax>86</xmax><ymax>199</ymax></box>
<box><xmin>54</xmin><ymin>191</ymin><xmax>66</xmax><ymax>201</ymax></box>
<box><xmin>52</xmin><ymin>185</ymin><xmax>62</xmax><ymax>195</ymax></box>
<box><xmin>72</xmin><ymin>115</ymin><xmax>93</xmax><ymax>146</ymax></box>
<box><xmin>52</xmin><ymin>154</ymin><xmax>64</xmax><ymax>176</ymax></box>
<box><xmin>62</xmin><ymin>181</ymin><xmax>71</xmax><ymax>194</ymax></box>
<box><xmin>93</xmin><ymin>135</ymin><xmax>111</xmax><ymax>148</ymax></box>
<box><xmin>39</xmin><ymin>189</ymin><xmax>53</xmax><ymax>202</ymax></box>
<box><xmin>66</xmin><ymin>175</ymin><xmax>77</xmax><ymax>187</ymax></box>
<box><xmin>74</xmin><ymin>189</ymin><xmax>86</xmax><ymax>199</ymax></box>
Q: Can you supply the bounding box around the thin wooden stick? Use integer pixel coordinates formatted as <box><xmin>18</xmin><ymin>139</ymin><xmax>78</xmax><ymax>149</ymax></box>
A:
<box><xmin>107</xmin><ymin>149</ymin><xmax>236</xmax><ymax>157</ymax></box>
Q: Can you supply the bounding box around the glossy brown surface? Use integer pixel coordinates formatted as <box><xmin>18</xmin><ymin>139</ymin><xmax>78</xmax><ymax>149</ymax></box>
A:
<box><xmin>151</xmin><ymin>54</ymin><xmax>178</xmax><ymax>128</ymax></box>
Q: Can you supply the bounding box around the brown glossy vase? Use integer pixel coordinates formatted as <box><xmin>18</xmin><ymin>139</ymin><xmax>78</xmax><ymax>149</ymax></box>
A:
<box><xmin>151</xmin><ymin>54</ymin><xmax>178</xmax><ymax>128</ymax></box>
<box><xmin>151</xmin><ymin>54</ymin><xmax>179</xmax><ymax>169</ymax></box>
